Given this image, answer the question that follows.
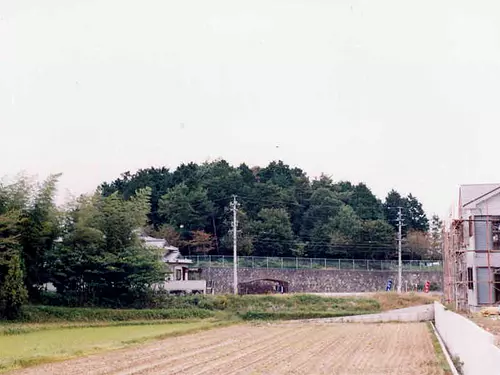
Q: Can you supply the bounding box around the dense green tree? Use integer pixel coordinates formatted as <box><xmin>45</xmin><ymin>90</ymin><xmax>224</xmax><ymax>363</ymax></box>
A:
<box><xmin>359</xmin><ymin>220</ymin><xmax>395</xmax><ymax>245</ymax></box>
<box><xmin>240</xmin><ymin>182</ymin><xmax>294</xmax><ymax>218</ymax></box>
<box><xmin>359</xmin><ymin>220</ymin><xmax>396</xmax><ymax>260</ymax></box>
<box><xmin>220</xmin><ymin>210</ymin><xmax>254</xmax><ymax>256</ymax></box>
<box><xmin>406</xmin><ymin>194</ymin><xmax>429</xmax><ymax>232</ymax></box>
<box><xmin>198</xmin><ymin>160</ymin><xmax>244</xmax><ymax>249</ymax></box>
<box><xmin>18</xmin><ymin>174</ymin><xmax>61</xmax><ymax>299</ymax></box>
<box><xmin>382</xmin><ymin>189</ymin><xmax>403</xmax><ymax>229</ymax></box>
<box><xmin>0</xmin><ymin>254</ymin><xmax>27</xmax><ymax>319</ymax></box>
<box><xmin>0</xmin><ymin>210</ymin><xmax>27</xmax><ymax>319</ymax></box>
<box><xmin>301</xmin><ymin>188</ymin><xmax>343</xmax><ymax>238</ymax></box>
<box><xmin>383</xmin><ymin>190</ymin><xmax>429</xmax><ymax>234</ymax></box>
<box><xmin>349</xmin><ymin>183</ymin><xmax>383</xmax><ymax>220</ymax></box>
<box><xmin>171</xmin><ymin>163</ymin><xmax>201</xmax><ymax>188</ymax></box>
<box><xmin>258</xmin><ymin>161</ymin><xmax>298</xmax><ymax>188</ymax></box>
<box><xmin>46</xmin><ymin>188</ymin><xmax>165</xmax><ymax>307</ymax></box>
<box><xmin>98</xmin><ymin>188</ymin><xmax>151</xmax><ymax>251</ymax></box>
<box><xmin>429</xmin><ymin>215</ymin><xmax>443</xmax><ymax>259</ymax></box>
<box><xmin>250</xmin><ymin>208</ymin><xmax>295</xmax><ymax>257</ymax></box>
<box><xmin>237</xmin><ymin>163</ymin><xmax>257</xmax><ymax>185</ymax></box>
<box><xmin>311</xmin><ymin>174</ymin><xmax>334</xmax><ymax>191</ymax></box>
<box><xmin>0</xmin><ymin>183</ymin><xmax>28</xmax><ymax>319</ymax></box>
<box><xmin>158</xmin><ymin>184</ymin><xmax>213</xmax><ymax>231</ymax></box>
<box><xmin>307</xmin><ymin>223</ymin><xmax>332</xmax><ymax>258</ymax></box>
<box><xmin>101</xmin><ymin>168</ymin><xmax>172</xmax><ymax>228</ymax></box>
<box><xmin>307</xmin><ymin>206</ymin><xmax>362</xmax><ymax>258</ymax></box>
<box><xmin>329</xmin><ymin>205</ymin><xmax>362</xmax><ymax>243</ymax></box>
<box><xmin>331</xmin><ymin>181</ymin><xmax>355</xmax><ymax>204</ymax></box>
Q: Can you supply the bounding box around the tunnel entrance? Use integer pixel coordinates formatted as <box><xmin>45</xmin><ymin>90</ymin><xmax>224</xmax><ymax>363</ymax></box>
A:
<box><xmin>238</xmin><ymin>279</ymin><xmax>289</xmax><ymax>295</ymax></box>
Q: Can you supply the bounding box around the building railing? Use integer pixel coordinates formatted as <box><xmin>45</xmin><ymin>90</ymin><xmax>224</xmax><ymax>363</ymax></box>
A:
<box><xmin>185</xmin><ymin>255</ymin><xmax>443</xmax><ymax>271</ymax></box>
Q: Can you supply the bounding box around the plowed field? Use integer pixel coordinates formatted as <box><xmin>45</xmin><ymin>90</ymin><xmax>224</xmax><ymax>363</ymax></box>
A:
<box><xmin>10</xmin><ymin>323</ymin><xmax>444</xmax><ymax>375</ymax></box>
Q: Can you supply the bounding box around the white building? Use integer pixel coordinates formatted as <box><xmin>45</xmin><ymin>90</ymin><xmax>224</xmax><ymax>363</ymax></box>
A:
<box><xmin>139</xmin><ymin>234</ymin><xmax>207</xmax><ymax>294</ymax></box>
<box><xmin>444</xmin><ymin>184</ymin><xmax>500</xmax><ymax>310</ymax></box>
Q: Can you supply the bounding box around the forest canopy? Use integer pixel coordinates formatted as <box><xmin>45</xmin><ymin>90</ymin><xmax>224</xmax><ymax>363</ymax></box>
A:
<box><xmin>101</xmin><ymin>160</ymin><xmax>434</xmax><ymax>260</ymax></box>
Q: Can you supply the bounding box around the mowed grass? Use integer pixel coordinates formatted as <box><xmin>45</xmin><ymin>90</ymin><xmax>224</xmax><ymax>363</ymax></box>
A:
<box><xmin>228</xmin><ymin>294</ymin><xmax>381</xmax><ymax>320</ymax></box>
<box><xmin>220</xmin><ymin>292</ymin><xmax>436</xmax><ymax>320</ymax></box>
<box><xmin>0</xmin><ymin>320</ymin><xmax>222</xmax><ymax>372</ymax></box>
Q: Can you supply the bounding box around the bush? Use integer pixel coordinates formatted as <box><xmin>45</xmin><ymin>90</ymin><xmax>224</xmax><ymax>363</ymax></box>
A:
<box><xmin>38</xmin><ymin>290</ymin><xmax>221</xmax><ymax>310</ymax></box>
<box><xmin>17</xmin><ymin>305</ymin><xmax>214</xmax><ymax>323</ymax></box>
<box><xmin>0</xmin><ymin>255</ymin><xmax>28</xmax><ymax>320</ymax></box>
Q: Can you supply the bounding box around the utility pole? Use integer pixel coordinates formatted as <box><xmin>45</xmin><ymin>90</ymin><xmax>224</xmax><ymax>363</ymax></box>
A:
<box><xmin>397</xmin><ymin>207</ymin><xmax>403</xmax><ymax>293</ymax></box>
<box><xmin>231</xmin><ymin>195</ymin><xmax>238</xmax><ymax>295</ymax></box>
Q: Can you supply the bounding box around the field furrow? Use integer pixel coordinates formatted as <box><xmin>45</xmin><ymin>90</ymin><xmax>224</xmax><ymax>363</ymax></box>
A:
<box><xmin>10</xmin><ymin>323</ymin><xmax>445</xmax><ymax>375</ymax></box>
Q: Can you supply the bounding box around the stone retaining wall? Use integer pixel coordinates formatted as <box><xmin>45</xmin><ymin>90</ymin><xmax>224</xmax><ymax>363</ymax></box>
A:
<box><xmin>201</xmin><ymin>267</ymin><xmax>442</xmax><ymax>294</ymax></box>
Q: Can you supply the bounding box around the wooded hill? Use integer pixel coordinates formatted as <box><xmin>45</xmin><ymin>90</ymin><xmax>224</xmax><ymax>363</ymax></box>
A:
<box><xmin>101</xmin><ymin>160</ymin><xmax>440</xmax><ymax>261</ymax></box>
<box><xmin>0</xmin><ymin>161</ymin><xmax>442</xmax><ymax>317</ymax></box>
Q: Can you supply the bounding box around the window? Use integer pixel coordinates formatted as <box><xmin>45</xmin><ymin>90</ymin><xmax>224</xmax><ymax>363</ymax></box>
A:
<box><xmin>467</xmin><ymin>267</ymin><xmax>474</xmax><ymax>290</ymax></box>
<box><xmin>469</xmin><ymin>217</ymin><xmax>473</xmax><ymax>237</ymax></box>
<box><xmin>492</xmin><ymin>220</ymin><xmax>500</xmax><ymax>250</ymax></box>
<box><xmin>175</xmin><ymin>269</ymin><xmax>182</xmax><ymax>281</ymax></box>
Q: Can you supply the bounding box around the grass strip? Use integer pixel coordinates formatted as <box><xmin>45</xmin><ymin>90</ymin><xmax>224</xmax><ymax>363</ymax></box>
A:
<box><xmin>0</xmin><ymin>320</ymin><xmax>233</xmax><ymax>373</ymax></box>
<box><xmin>17</xmin><ymin>305</ymin><xmax>215</xmax><ymax>323</ymax></box>
<box><xmin>426</xmin><ymin>322</ymin><xmax>455</xmax><ymax>375</ymax></box>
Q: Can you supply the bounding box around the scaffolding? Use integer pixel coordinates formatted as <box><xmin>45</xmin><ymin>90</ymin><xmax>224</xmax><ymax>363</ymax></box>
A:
<box><xmin>443</xmin><ymin>198</ymin><xmax>500</xmax><ymax>311</ymax></box>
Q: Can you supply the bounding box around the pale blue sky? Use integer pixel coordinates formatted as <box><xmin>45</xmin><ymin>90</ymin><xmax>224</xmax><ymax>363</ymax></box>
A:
<box><xmin>2</xmin><ymin>0</ymin><xmax>500</xmax><ymax>217</ymax></box>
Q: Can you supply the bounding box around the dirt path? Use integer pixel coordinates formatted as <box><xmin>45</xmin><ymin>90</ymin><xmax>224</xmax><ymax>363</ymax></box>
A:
<box><xmin>10</xmin><ymin>323</ymin><xmax>444</xmax><ymax>375</ymax></box>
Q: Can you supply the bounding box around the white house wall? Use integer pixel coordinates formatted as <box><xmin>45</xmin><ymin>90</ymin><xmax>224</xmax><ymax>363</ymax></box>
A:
<box><xmin>476</xmin><ymin>193</ymin><xmax>500</xmax><ymax>215</ymax></box>
<box><xmin>466</xmin><ymin>250</ymin><xmax>475</xmax><ymax>265</ymax></box>
<box><xmin>467</xmin><ymin>286</ymin><xmax>477</xmax><ymax>307</ymax></box>
<box><xmin>474</xmin><ymin>252</ymin><xmax>500</xmax><ymax>267</ymax></box>
<box><xmin>474</xmin><ymin>218</ymin><xmax>488</xmax><ymax>251</ymax></box>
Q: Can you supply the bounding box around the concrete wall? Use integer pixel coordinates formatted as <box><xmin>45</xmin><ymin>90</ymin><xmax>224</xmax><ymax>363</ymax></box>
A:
<box><xmin>475</xmin><ymin>252</ymin><xmax>500</xmax><ymax>267</ymax></box>
<box><xmin>201</xmin><ymin>267</ymin><xmax>443</xmax><ymax>294</ymax></box>
<box><xmin>477</xmin><ymin>194</ymin><xmax>500</xmax><ymax>216</ymax></box>
<box><xmin>434</xmin><ymin>302</ymin><xmax>500</xmax><ymax>375</ymax></box>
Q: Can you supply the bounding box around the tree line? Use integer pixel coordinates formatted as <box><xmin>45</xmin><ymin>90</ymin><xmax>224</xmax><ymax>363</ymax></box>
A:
<box><xmin>101</xmin><ymin>160</ymin><xmax>441</xmax><ymax>260</ymax></box>
<box><xmin>0</xmin><ymin>160</ymin><xmax>442</xmax><ymax>318</ymax></box>
<box><xmin>0</xmin><ymin>175</ymin><xmax>165</xmax><ymax>318</ymax></box>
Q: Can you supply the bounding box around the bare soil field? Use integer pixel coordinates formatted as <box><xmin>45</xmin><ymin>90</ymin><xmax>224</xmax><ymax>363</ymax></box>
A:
<box><xmin>10</xmin><ymin>323</ymin><xmax>444</xmax><ymax>375</ymax></box>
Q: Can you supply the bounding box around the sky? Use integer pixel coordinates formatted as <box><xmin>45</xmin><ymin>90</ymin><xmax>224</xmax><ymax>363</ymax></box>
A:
<box><xmin>1</xmin><ymin>0</ymin><xmax>500</xmax><ymax>218</ymax></box>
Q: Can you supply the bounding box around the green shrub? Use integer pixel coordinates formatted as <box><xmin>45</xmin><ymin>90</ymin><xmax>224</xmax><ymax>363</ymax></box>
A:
<box><xmin>17</xmin><ymin>305</ymin><xmax>214</xmax><ymax>323</ymax></box>
<box><xmin>0</xmin><ymin>254</ymin><xmax>28</xmax><ymax>320</ymax></box>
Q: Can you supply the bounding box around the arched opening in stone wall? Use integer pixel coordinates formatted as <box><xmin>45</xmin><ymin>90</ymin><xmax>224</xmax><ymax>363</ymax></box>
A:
<box><xmin>238</xmin><ymin>279</ymin><xmax>289</xmax><ymax>295</ymax></box>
